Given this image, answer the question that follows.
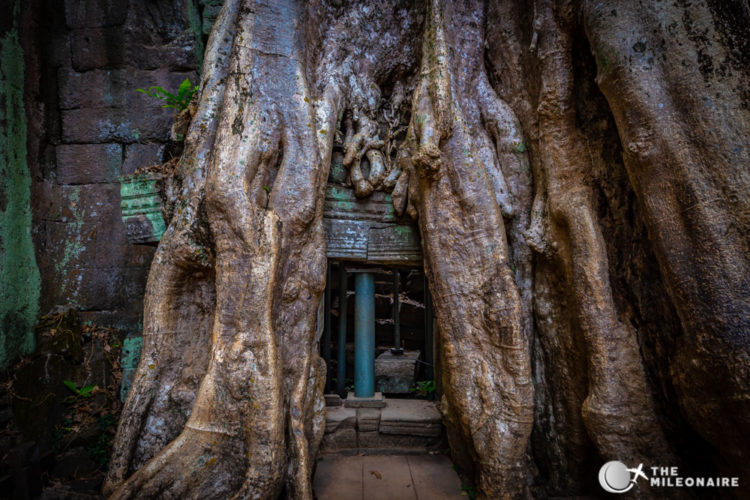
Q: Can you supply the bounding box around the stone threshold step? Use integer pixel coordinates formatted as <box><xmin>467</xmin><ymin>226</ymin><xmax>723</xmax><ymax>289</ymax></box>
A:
<box><xmin>322</xmin><ymin>399</ymin><xmax>444</xmax><ymax>452</ymax></box>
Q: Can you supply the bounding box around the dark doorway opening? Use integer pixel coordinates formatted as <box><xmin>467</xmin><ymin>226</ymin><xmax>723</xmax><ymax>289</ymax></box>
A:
<box><xmin>320</xmin><ymin>262</ymin><xmax>437</xmax><ymax>400</ymax></box>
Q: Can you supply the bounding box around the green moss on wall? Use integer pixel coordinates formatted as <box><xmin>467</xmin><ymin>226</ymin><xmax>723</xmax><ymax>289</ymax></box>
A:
<box><xmin>187</xmin><ymin>0</ymin><xmax>205</xmax><ymax>72</ymax></box>
<box><xmin>0</xmin><ymin>0</ymin><xmax>41</xmax><ymax>369</ymax></box>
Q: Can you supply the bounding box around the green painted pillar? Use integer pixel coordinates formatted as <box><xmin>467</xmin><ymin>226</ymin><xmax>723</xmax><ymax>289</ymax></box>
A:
<box><xmin>354</xmin><ymin>272</ymin><xmax>375</xmax><ymax>398</ymax></box>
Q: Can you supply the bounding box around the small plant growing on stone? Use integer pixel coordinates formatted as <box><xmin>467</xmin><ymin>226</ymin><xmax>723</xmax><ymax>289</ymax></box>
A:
<box><xmin>136</xmin><ymin>78</ymin><xmax>198</xmax><ymax>111</ymax></box>
<box><xmin>63</xmin><ymin>379</ymin><xmax>97</xmax><ymax>398</ymax></box>
<box><xmin>412</xmin><ymin>379</ymin><xmax>435</xmax><ymax>396</ymax></box>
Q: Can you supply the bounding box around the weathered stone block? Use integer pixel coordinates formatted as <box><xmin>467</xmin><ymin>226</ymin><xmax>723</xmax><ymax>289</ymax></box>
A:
<box><xmin>80</xmin><ymin>309</ymin><xmax>143</xmax><ymax>335</ymax></box>
<box><xmin>122</xmin><ymin>143</ymin><xmax>165</xmax><ymax>175</ymax></box>
<box><xmin>379</xmin><ymin>422</ymin><xmax>443</xmax><ymax>437</ymax></box>
<box><xmin>58</xmin><ymin>68</ymin><xmax>106</xmax><ymax>109</ymax></box>
<box><xmin>71</xmin><ymin>28</ymin><xmax>124</xmax><ymax>71</ymax></box>
<box><xmin>357</xmin><ymin>408</ymin><xmax>381</xmax><ymax>432</ymax></box>
<box><xmin>375</xmin><ymin>350</ymin><xmax>420</xmax><ymax>394</ymax></box>
<box><xmin>119</xmin><ymin>266</ymin><xmax>150</xmax><ymax>301</ymax></box>
<box><xmin>94</xmin><ymin>222</ymin><xmax>155</xmax><ymax>269</ymax></box>
<box><xmin>380</xmin><ymin>399</ymin><xmax>441</xmax><ymax>423</ymax></box>
<box><xmin>38</xmin><ymin>203</ymin><xmax>146</xmax><ymax>313</ymax></box>
<box><xmin>76</xmin><ymin>183</ymin><xmax>120</xmax><ymax>221</ymax></box>
<box><xmin>123</xmin><ymin>30</ymin><xmax>198</xmax><ymax>71</ymax></box>
<box><xmin>35</xmin><ymin>183</ymin><xmax>64</xmax><ymax>222</ymax></box>
<box><xmin>65</xmin><ymin>0</ymin><xmax>128</xmax><ymax>29</ymax></box>
<box><xmin>93</xmin><ymin>222</ymin><xmax>127</xmax><ymax>266</ymax></box>
<box><xmin>344</xmin><ymin>392</ymin><xmax>386</xmax><ymax>408</ymax></box>
<box><xmin>357</xmin><ymin>431</ymin><xmax>442</xmax><ymax>450</ymax></box>
<box><xmin>323</xmin><ymin>406</ymin><xmax>358</xmax><ymax>451</ymax></box>
<box><xmin>36</xmin><ymin>183</ymin><xmax>120</xmax><ymax>223</ymax></box>
<box><xmin>324</xmin><ymin>393</ymin><xmax>342</xmax><ymax>407</ymax></box>
<box><xmin>122</xmin><ymin>243</ymin><xmax>156</xmax><ymax>269</ymax></box>
<box><xmin>49</xmin><ymin>265</ymin><xmax>147</xmax><ymax>313</ymax></box>
<box><xmin>323</xmin><ymin>185</ymin><xmax>422</xmax><ymax>265</ymax></box>
<box><xmin>66</xmin><ymin>267</ymin><xmax>124</xmax><ymax>311</ymax></box>
<box><xmin>321</xmin><ymin>427</ymin><xmax>357</xmax><ymax>451</ymax></box>
<box><xmin>31</xmin><ymin>0</ymin><xmax>202</xmax><ymax>343</ymax></box>
<box><xmin>55</xmin><ymin>143</ymin><xmax>122</xmax><ymax>184</ymax></box>
<box><xmin>42</xmin><ymin>221</ymin><xmax>97</xmax><ymax>268</ymax></box>
<box><xmin>379</xmin><ymin>400</ymin><xmax>442</xmax><ymax>437</ymax></box>
<box><xmin>324</xmin><ymin>406</ymin><xmax>356</xmax><ymax>434</ymax></box>
<box><xmin>62</xmin><ymin>107</ymin><xmax>173</xmax><ymax>143</ymax></box>
<box><xmin>58</xmin><ymin>67</ymin><xmax>195</xmax><ymax>110</ymax></box>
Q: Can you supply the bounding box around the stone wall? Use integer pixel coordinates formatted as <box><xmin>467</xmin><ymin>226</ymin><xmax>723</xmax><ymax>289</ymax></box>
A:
<box><xmin>0</xmin><ymin>0</ymin><xmax>223</xmax><ymax>369</ymax></box>
<box><xmin>0</xmin><ymin>1</ymin><xmax>42</xmax><ymax>370</ymax></box>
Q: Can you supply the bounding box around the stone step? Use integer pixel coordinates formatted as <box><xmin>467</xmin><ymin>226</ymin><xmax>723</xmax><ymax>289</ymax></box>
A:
<box><xmin>322</xmin><ymin>399</ymin><xmax>444</xmax><ymax>453</ymax></box>
<box><xmin>324</xmin><ymin>393</ymin><xmax>342</xmax><ymax>407</ymax></box>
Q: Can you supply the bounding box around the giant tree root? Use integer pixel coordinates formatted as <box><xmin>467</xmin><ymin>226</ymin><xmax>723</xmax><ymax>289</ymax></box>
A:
<box><xmin>526</xmin><ymin>0</ymin><xmax>676</xmax><ymax>481</ymax></box>
<box><xmin>105</xmin><ymin>1</ymin><xmax>749</xmax><ymax>498</ymax></box>
<box><xmin>583</xmin><ymin>0</ymin><xmax>750</xmax><ymax>484</ymax></box>
<box><xmin>107</xmin><ymin>1</ymin><xmax>335</xmax><ymax>497</ymax></box>
<box><xmin>104</xmin><ymin>0</ymin><xmax>240</xmax><ymax>491</ymax></box>
<box><xmin>407</xmin><ymin>2</ymin><xmax>534</xmax><ymax>497</ymax></box>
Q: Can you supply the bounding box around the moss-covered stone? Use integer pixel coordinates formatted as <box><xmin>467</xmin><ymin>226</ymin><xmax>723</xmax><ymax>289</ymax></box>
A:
<box><xmin>0</xmin><ymin>0</ymin><xmax>41</xmax><ymax>370</ymax></box>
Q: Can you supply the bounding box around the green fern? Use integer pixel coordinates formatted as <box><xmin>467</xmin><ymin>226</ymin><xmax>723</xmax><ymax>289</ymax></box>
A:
<box><xmin>412</xmin><ymin>380</ymin><xmax>435</xmax><ymax>396</ymax></box>
<box><xmin>136</xmin><ymin>78</ymin><xmax>198</xmax><ymax>111</ymax></box>
<box><xmin>63</xmin><ymin>380</ymin><xmax>97</xmax><ymax>398</ymax></box>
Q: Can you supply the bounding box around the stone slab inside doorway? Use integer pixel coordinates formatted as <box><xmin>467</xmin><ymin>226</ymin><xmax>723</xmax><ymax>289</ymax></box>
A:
<box><xmin>322</xmin><ymin>399</ymin><xmax>444</xmax><ymax>453</ymax></box>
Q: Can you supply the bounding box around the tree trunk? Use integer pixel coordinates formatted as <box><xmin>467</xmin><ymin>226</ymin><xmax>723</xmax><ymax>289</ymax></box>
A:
<box><xmin>105</xmin><ymin>0</ymin><xmax>750</xmax><ymax>498</ymax></box>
